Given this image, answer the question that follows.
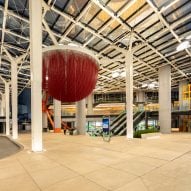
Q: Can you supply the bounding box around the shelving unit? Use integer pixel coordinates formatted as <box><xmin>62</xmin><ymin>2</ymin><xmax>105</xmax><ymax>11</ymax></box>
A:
<box><xmin>179</xmin><ymin>84</ymin><xmax>191</xmax><ymax>132</ymax></box>
<box><xmin>182</xmin><ymin>84</ymin><xmax>191</xmax><ymax>110</ymax></box>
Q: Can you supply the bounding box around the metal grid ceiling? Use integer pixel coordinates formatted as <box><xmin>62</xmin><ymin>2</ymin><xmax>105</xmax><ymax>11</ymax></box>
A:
<box><xmin>0</xmin><ymin>0</ymin><xmax>190</xmax><ymax>94</ymax></box>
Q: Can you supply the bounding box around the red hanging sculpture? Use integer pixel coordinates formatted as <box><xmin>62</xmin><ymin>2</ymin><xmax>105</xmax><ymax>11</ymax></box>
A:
<box><xmin>42</xmin><ymin>47</ymin><xmax>99</xmax><ymax>102</ymax></box>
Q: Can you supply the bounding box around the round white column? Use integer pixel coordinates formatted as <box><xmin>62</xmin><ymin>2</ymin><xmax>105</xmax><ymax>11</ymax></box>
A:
<box><xmin>5</xmin><ymin>83</ymin><xmax>10</xmax><ymax>136</ymax></box>
<box><xmin>126</xmin><ymin>50</ymin><xmax>134</xmax><ymax>139</ymax></box>
<box><xmin>159</xmin><ymin>65</ymin><xmax>171</xmax><ymax>134</ymax></box>
<box><xmin>30</xmin><ymin>0</ymin><xmax>43</xmax><ymax>151</ymax></box>
<box><xmin>136</xmin><ymin>90</ymin><xmax>145</xmax><ymax>111</ymax></box>
<box><xmin>87</xmin><ymin>93</ymin><xmax>93</xmax><ymax>115</ymax></box>
<box><xmin>76</xmin><ymin>99</ymin><xmax>86</xmax><ymax>135</ymax></box>
<box><xmin>136</xmin><ymin>91</ymin><xmax>145</xmax><ymax>102</ymax></box>
<box><xmin>54</xmin><ymin>99</ymin><xmax>61</xmax><ymax>132</ymax></box>
<box><xmin>11</xmin><ymin>60</ymin><xmax>18</xmax><ymax>139</ymax></box>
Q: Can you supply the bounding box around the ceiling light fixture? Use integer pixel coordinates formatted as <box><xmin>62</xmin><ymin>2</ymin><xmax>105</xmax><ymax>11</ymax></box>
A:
<box><xmin>120</xmin><ymin>71</ymin><xmax>126</xmax><ymax>77</ymax></box>
<box><xmin>186</xmin><ymin>34</ymin><xmax>191</xmax><ymax>40</ymax></box>
<box><xmin>152</xmin><ymin>81</ymin><xmax>158</xmax><ymax>85</ymax></box>
<box><xmin>112</xmin><ymin>71</ymin><xmax>120</xmax><ymax>78</ymax></box>
<box><xmin>141</xmin><ymin>83</ymin><xmax>147</xmax><ymax>88</ymax></box>
<box><xmin>148</xmin><ymin>83</ymin><xmax>155</xmax><ymax>89</ymax></box>
<box><xmin>176</xmin><ymin>41</ymin><xmax>190</xmax><ymax>51</ymax></box>
<box><xmin>68</xmin><ymin>42</ymin><xmax>78</xmax><ymax>47</ymax></box>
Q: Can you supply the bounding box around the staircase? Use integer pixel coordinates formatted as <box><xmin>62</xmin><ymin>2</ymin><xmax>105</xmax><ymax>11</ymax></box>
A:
<box><xmin>110</xmin><ymin>111</ymin><xmax>145</xmax><ymax>136</ymax></box>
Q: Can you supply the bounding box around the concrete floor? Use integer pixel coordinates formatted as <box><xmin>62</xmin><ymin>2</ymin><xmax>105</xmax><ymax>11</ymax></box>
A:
<box><xmin>0</xmin><ymin>133</ymin><xmax>191</xmax><ymax>191</ymax></box>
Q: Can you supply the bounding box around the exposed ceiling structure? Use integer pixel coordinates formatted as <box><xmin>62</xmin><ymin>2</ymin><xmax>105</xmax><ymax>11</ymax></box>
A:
<box><xmin>0</xmin><ymin>0</ymin><xmax>191</xmax><ymax>94</ymax></box>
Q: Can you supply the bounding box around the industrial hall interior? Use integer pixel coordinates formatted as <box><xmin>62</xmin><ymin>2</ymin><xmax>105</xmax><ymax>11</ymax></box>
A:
<box><xmin>0</xmin><ymin>0</ymin><xmax>191</xmax><ymax>190</ymax></box>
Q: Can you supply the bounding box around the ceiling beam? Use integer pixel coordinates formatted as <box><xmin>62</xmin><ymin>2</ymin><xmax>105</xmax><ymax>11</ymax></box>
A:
<box><xmin>0</xmin><ymin>0</ymin><xmax>9</xmax><ymax>55</ymax></box>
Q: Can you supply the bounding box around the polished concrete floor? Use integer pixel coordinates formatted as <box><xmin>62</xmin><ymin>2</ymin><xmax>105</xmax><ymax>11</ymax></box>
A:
<box><xmin>0</xmin><ymin>133</ymin><xmax>191</xmax><ymax>191</ymax></box>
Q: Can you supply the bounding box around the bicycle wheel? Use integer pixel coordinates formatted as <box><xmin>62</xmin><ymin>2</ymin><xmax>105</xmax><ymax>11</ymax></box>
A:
<box><xmin>102</xmin><ymin>132</ymin><xmax>111</xmax><ymax>142</ymax></box>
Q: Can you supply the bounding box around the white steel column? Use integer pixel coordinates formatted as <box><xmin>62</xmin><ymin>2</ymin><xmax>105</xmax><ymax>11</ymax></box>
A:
<box><xmin>87</xmin><ymin>93</ymin><xmax>93</xmax><ymax>115</ymax></box>
<box><xmin>179</xmin><ymin>80</ymin><xmax>188</xmax><ymax>110</ymax></box>
<box><xmin>54</xmin><ymin>99</ymin><xmax>61</xmax><ymax>132</ymax></box>
<box><xmin>126</xmin><ymin>48</ymin><xmax>133</xmax><ymax>138</ymax></box>
<box><xmin>5</xmin><ymin>83</ymin><xmax>10</xmax><ymax>136</ymax></box>
<box><xmin>0</xmin><ymin>94</ymin><xmax>5</xmax><ymax>116</ymax></box>
<box><xmin>136</xmin><ymin>91</ymin><xmax>145</xmax><ymax>102</ymax></box>
<box><xmin>159</xmin><ymin>65</ymin><xmax>171</xmax><ymax>134</ymax></box>
<box><xmin>76</xmin><ymin>99</ymin><xmax>86</xmax><ymax>135</ymax></box>
<box><xmin>11</xmin><ymin>61</ymin><xmax>18</xmax><ymax>139</ymax></box>
<box><xmin>136</xmin><ymin>90</ymin><xmax>145</xmax><ymax>111</ymax></box>
<box><xmin>30</xmin><ymin>0</ymin><xmax>43</xmax><ymax>151</ymax></box>
<box><xmin>42</xmin><ymin>113</ymin><xmax>48</xmax><ymax>131</ymax></box>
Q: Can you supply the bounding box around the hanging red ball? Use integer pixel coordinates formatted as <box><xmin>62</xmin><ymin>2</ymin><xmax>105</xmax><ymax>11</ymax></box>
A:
<box><xmin>42</xmin><ymin>47</ymin><xmax>99</xmax><ymax>102</ymax></box>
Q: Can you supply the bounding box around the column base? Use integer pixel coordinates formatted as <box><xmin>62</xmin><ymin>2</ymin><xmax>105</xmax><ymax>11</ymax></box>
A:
<box><xmin>54</xmin><ymin>128</ymin><xmax>61</xmax><ymax>133</ymax></box>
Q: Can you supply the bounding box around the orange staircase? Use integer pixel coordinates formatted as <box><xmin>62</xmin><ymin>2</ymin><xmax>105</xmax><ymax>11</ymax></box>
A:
<box><xmin>42</xmin><ymin>91</ymin><xmax>71</xmax><ymax>133</ymax></box>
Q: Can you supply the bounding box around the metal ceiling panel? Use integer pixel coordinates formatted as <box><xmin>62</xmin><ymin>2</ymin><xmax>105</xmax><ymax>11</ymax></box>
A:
<box><xmin>164</xmin><ymin>0</ymin><xmax>191</xmax><ymax>23</ymax></box>
<box><xmin>45</xmin><ymin>10</ymin><xmax>60</xmax><ymax>26</ymax></box>
<box><xmin>74</xmin><ymin>30</ymin><xmax>93</xmax><ymax>44</ymax></box>
<box><xmin>53</xmin><ymin>16</ymin><xmax>71</xmax><ymax>34</ymax></box>
<box><xmin>64</xmin><ymin>0</ymin><xmax>89</xmax><ymax>17</ymax></box>
<box><xmin>127</xmin><ymin>5</ymin><xmax>153</xmax><ymax>28</ymax></box>
<box><xmin>8</xmin><ymin>0</ymin><xmax>28</xmax><ymax>17</ymax></box>
<box><xmin>152</xmin><ymin>0</ymin><xmax>173</xmax><ymax>9</ymax></box>
<box><xmin>0</xmin><ymin>10</ymin><xmax>3</xmax><ymax>27</ymax></box>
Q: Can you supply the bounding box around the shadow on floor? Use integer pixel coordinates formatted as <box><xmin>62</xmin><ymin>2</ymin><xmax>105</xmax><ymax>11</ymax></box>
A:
<box><xmin>0</xmin><ymin>136</ymin><xmax>22</xmax><ymax>159</ymax></box>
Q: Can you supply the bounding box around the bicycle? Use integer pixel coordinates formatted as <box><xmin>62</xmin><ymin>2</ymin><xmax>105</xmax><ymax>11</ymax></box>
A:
<box><xmin>88</xmin><ymin>129</ymin><xmax>112</xmax><ymax>142</ymax></box>
<box><xmin>100</xmin><ymin>129</ymin><xmax>112</xmax><ymax>142</ymax></box>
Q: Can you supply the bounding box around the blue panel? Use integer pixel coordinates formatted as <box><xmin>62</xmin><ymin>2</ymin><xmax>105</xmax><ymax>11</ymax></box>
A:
<box><xmin>18</xmin><ymin>88</ymin><xmax>31</xmax><ymax>119</ymax></box>
<box><xmin>102</xmin><ymin>117</ymin><xmax>110</xmax><ymax>133</ymax></box>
